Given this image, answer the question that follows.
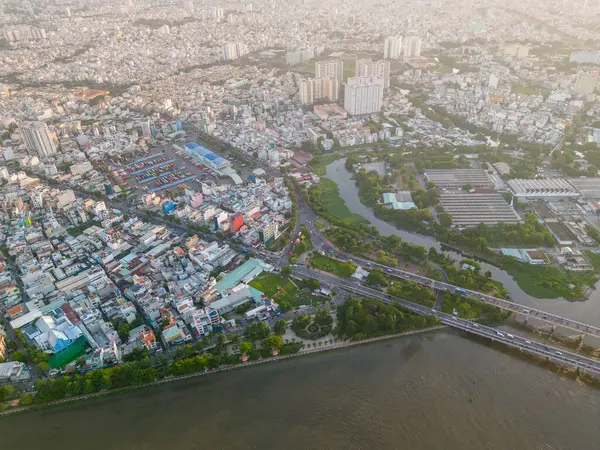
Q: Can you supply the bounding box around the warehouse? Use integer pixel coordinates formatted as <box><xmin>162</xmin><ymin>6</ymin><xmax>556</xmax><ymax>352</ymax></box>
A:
<box><xmin>184</xmin><ymin>142</ymin><xmax>231</xmax><ymax>171</ymax></box>
<box><xmin>423</xmin><ymin>169</ymin><xmax>493</xmax><ymax>190</ymax></box>
<box><xmin>507</xmin><ymin>178</ymin><xmax>579</xmax><ymax>200</ymax></box>
<box><xmin>566</xmin><ymin>178</ymin><xmax>600</xmax><ymax>199</ymax></box>
<box><xmin>439</xmin><ymin>192</ymin><xmax>521</xmax><ymax>227</ymax></box>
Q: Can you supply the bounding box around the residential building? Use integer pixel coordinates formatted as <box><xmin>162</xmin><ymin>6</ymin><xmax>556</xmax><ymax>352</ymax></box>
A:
<box><xmin>222</xmin><ymin>43</ymin><xmax>249</xmax><ymax>61</ymax></box>
<box><xmin>356</xmin><ymin>58</ymin><xmax>390</xmax><ymax>90</ymax></box>
<box><xmin>344</xmin><ymin>76</ymin><xmax>384</xmax><ymax>116</ymax></box>
<box><xmin>383</xmin><ymin>36</ymin><xmax>402</xmax><ymax>59</ymax></box>
<box><xmin>20</xmin><ymin>122</ymin><xmax>57</xmax><ymax>159</ymax></box>
<box><xmin>403</xmin><ymin>35</ymin><xmax>422</xmax><ymax>58</ymax></box>
<box><xmin>70</xmin><ymin>161</ymin><xmax>93</xmax><ymax>176</ymax></box>
<box><xmin>315</xmin><ymin>60</ymin><xmax>344</xmax><ymax>83</ymax></box>
<box><xmin>298</xmin><ymin>78</ymin><xmax>340</xmax><ymax>105</ymax></box>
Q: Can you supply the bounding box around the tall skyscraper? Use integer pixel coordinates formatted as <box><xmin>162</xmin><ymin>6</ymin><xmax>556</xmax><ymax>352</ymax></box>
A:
<box><xmin>355</xmin><ymin>58</ymin><xmax>373</xmax><ymax>77</ymax></box>
<box><xmin>222</xmin><ymin>42</ymin><xmax>249</xmax><ymax>61</ymax></box>
<box><xmin>356</xmin><ymin>59</ymin><xmax>390</xmax><ymax>90</ymax></box>
<box><xmin>383</xmin><ymin>37</ymin><xmax>402</xmax><ymax>59</ymax></box>
<box><xmin>403</xmin><ymin>35</ymin><xmax>422</xmax><ymax>58</ymax></box>
<box><xmin>343</xmin><ymin>76</ymin><xmax>384</xmax><ymax>116</ymax></box>
<box><xmin>315</xmin><ymin>60</ymin><xmax>344</xmax><ymax>83</ymax></box>
<box><xmin>20</xmin><ymin>122</ymin><xmax>57</xmax><ymax>159</ymax></box>
<box><xmin>299</xmin><ymin>78</ymin><xmax>340</xmax><ymax>105</ymax></box>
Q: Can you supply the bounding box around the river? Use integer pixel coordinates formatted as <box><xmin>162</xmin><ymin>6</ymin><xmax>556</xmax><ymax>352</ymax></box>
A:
<box><xmin>1</xmin><ymin>332</ymin><xmax>598</xmax><ymax>450</ymax></box>
<box><xmin>325</xmin><ymin>158</ymin><xmax>600</xmax><ymax>327</ymax></box>
<box><xmin>2</xmin><ymin>160</ymin><xmax>599</xmax><ymax>448</ymax></box>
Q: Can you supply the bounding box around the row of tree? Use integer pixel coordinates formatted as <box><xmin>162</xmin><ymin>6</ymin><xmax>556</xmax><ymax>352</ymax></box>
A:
<box><xmin>335</xmin><ymin>297</ymin><xmax>439</xmax><ymax>340</ymax></box>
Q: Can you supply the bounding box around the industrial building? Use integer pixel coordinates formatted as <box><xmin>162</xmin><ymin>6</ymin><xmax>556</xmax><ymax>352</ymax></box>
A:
<box><xmin>183</xmin><ymin>142</ymin><xmax>231</xmax><ymax>172</ymax></box>
<box><xmin>566</xmin><ymin>178</ymin><xmax>600</xmax><ymax>199</ymax></box>
<box><xmin>439</xmin><ymin>192</ymin><xmax>521</xmax><ymax>227</ymax></box>
<box><xmin>507</xmin><ymin>178</ymin><xmax>580</xmax><ymax>200</ymax></box>
<box><xmin>423</xmin><ymin>169</ymin><xmax>493</xmax><ymax>190</ymax></box>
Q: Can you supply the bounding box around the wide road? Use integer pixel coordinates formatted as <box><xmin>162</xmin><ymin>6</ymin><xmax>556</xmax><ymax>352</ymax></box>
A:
<box><xmin>301</xmin><ymin>217</ymin><xmax>600</xmax><ymax>340</ymax></box>
<box><xmin>293</xmin><ymin>266</ymin><xmax>600</xmax><ymax>376</ymax></box>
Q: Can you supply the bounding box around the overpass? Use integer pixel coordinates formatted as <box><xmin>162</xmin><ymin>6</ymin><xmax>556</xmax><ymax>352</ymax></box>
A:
<box><xmin>318</xmin><ymin>243</ymin><xmax>600</xmax><ymax>340</ymax></box>
<box><xmin>293</xmin><ymin>266</ymin><xmax>600</xmax><ymax>376</ymax></box>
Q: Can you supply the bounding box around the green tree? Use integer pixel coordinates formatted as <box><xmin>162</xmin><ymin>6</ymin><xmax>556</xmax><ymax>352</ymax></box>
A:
<box><xmin>366</xmin><ymin>268</ymin><xmax>388</xmax><ymax>286</ymax></box>
<box><xmin>264</xmin><ymin>335</ymin><xmax>283</xmax><ymax>350</ymax></box>
<box><xmin>239</xmin><ymin>341</ymin><xmax>252</xmax><ymax>355</ymax></box>
<box><xmin>20</xmin><ymin>394</ymin><xmax>33</xmax><ymax>406</ymax></box>
<box><xmin>12</xmin><ymin>351</ymin><xmax>27</xmax><ymax>362</ymax></box>
<box><xmin>273</xmin><ymin>320</ymin><xmax>287</xmax><ymax>335</ymax></box>
<box><xmin>245</xmin><ymin>322</ymin><xmax>271</xmax><ymax>341</ymax></box>
<box><xmin>439</xmin><ymin>212</ymin><xmax>453</xmax><ymax>227</ymax></box>
<box><xmin>76</xmin><ymin>357</ymin><xmax>86</xmax><ymax>367</ymax></box>
<box><xmin>458</xmin><ymin>302</ymin><xmax>472</xmax><ymax>318</ymax></box>
<box><xmin>36</xmin><ymin>361</ymin><xmax>50</xmax><ymax>375</ymax></box>
<box><xmin>101</xmin><ymin>374</ymin><xmax>112</xmax><ymax>390</ymax></box>
<box><xmin>281</xmin><ymin>265</ymin><xmax>293</xmax><ymax>275</ymax></box>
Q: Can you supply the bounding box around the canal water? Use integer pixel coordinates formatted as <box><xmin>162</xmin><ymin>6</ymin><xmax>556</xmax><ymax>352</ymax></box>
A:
<box><xmin>1</xmin><ymin>332</ymin><xmax>598</xmax><ymax>450</ymax></box>
<box><xmin>325</xmin><ymin>158</ymin><xmax>600</xmax><ymax>327</ymax></box>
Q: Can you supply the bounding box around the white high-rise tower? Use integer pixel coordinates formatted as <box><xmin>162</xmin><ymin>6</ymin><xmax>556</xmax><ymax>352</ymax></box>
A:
<box><xmin>20</xmin><ymin>122</ymin><xmax>57</xmax><ymax>159</ymax></box>
<box><xmin>383</xmin><ymin>37</ymin><xmax>402</xmax><ymax>59</ymax></box>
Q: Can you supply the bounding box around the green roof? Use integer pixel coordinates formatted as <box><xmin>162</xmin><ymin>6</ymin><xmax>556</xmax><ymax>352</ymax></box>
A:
<box><xmin>214</xmin><ymin>258</ymin><xmax>271</xmax><ymax>293</ymax></box>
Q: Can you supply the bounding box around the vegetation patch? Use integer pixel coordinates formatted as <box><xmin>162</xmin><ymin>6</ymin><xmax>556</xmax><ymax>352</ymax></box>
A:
<box><xmin>292</xmin><ymin>310</ymin><xmax>333</xmax><ymax>340</ymax></box>
<box><xmin>304</xmin><ymin>178</ymin><xmax>369</xmax><ymax>226</ymax></box>
<box><xmin>335</xmin><ymin>297</ymin><xmax>439</xmax><ymax>340</ymax></box>
<box><xmin>309</xmin><ymin>254</ymin><xmax>356</xmax><ymax>277</ymax></box>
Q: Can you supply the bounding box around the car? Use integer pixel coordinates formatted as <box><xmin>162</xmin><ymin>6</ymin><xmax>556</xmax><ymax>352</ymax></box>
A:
<box><xmin>522</xmin><ymin>309</ymin><xmax>530</xmax><ymax>314</ymax></box>
<box><xmin>472</xmin><ymin>323</ymin><xmax>479</xmax><ymax>328</ymax></box>
<box><xmin>495</xmin><ymin>331</ymin><xmax>504</xmax><ymax>337</ymax></box>
<box><xmin>555</xmin><ymin>351</ymin><xmax>563</xmax><ymax>356</ymax></box>
<box><xmin>525</xmin><ymin>340</ymin><xmax>532</xmax><ymax>344</ymax></box>
<box><xmin>506</xmin><ymin>334</ymin><xmax>515</xmax><ymax>339</ymax></box>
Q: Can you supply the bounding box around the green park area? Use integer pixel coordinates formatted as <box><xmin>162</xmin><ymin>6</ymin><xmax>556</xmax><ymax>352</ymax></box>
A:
<box><xmin>309</xmin><ymin>254</ymin><xmax>357</xmax><ymax>277</ymax></box>
<box><xmin>249</xmin><ymin>273</ymin><xmax>326</xmax><ymax>311</ymax></box>
<box><xmin>336</xmin><ymin>297</ymin><xmax>439</xmax><ymax>340</ymax></box>
<box><xmin>305</xmin><ymin>178</ymin><xmax>369</xmax><ymax>227</ymax></box>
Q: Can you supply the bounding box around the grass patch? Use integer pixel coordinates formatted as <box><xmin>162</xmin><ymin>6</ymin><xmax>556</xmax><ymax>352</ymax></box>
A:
<box><xmin>308</xmin><ymin>154</ymin><xmax>340</xmax><ymax>176</ymax></box>
<box><xmin>310</xmin><ymin>254</ymin><xmax>356</xmax><ymax>277</ymax></box>
<box><xmin>314</xmin><ymin>220</ymin><xmax>326</xmax><ymax>230</ymax></box>
<box><xmin>500</xmin><ymin>258</ymin><xmax>597</xmax><ymax>300</ymax></box>
<box><xmin>249</xmin><ymin>273</ymin><xmax>323</xmax><ymax>310</ymax></box>
<box><xmin>306</xmin><ymin>178</ymin><xmax>369</xmax><ymax>227</ymax></box>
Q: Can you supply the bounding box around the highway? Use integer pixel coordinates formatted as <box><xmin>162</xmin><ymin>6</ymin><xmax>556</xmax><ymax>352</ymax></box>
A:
<box><xmin>293</xmin><ymin>266</ymin><xmax>600</xmax><ymax>376</ymax></box>
<box><xmin>321</xmin><ymin>247</ymin><xmax>600</xmax><ymax>339</ymax></box>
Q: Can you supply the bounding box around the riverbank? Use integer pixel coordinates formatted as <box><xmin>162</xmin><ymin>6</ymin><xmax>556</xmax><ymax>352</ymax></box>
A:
<box><xmin>324</xmin><ymin>158</ymin><xmax>600</xmax><ymax>327</ymax></box>
<box><xmin>0</xmin><ymin>325</ymin><xmax>446</xmax><ymax>417</ymax></box>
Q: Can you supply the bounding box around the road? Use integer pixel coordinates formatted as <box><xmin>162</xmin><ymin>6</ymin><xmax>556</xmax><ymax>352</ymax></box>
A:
<box><xmin>292</xmin><ymin>266</ymin><xmax>600</xmax><ymax>376</ymax></box>
<box><xmin>301</xmin><ymin>220</ymin><xmax>600</xmax><ymax>340</ymax></box>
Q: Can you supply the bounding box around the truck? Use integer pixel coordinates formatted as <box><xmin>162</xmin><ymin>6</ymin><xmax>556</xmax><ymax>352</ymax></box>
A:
<box><xmin>248</xmin><ymin>174</ymin><xmax>256</xmax><ymax>181</ymax></box>
<box><xmin>241</xmin><ymin>247</ymin><xmax>248</xmax><ymax>254</ymax></box>
<box><xmin>454</xmin><ymin>288</ymin><xmax>467</xmax><ymax>296</ymax></box>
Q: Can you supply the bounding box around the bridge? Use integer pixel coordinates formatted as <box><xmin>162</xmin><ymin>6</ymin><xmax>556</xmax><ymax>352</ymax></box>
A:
<box><xmin>293</xmin><ymin>267</ymin><xmax>600</xmax><ymax>376</ymax></box>
<box><xmin>318</xmin><ymin>244</ymin><xmax>600</xmax><ymax>340</ymax></box>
